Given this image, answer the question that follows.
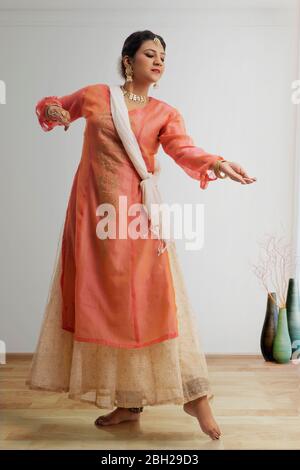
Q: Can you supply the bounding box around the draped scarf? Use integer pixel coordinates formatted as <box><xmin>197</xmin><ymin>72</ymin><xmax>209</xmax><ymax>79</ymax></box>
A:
<box><xmin>109</xmin><ymin>84</ymin><xmax>173</xmax><ymax>256</ymax></box>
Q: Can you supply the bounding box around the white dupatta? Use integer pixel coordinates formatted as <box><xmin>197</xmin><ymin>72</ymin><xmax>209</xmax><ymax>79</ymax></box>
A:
<box><xmin>109</xmin><ymin>84</ymin><xmax>173</xmax><ymax>256</ymax></box>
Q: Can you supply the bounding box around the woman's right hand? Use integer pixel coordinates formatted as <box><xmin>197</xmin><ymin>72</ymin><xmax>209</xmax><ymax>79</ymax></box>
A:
<box><xmin>45</xmin><ymin>105</ymin><xmax>71</xmax><ymax>131</ymax></box>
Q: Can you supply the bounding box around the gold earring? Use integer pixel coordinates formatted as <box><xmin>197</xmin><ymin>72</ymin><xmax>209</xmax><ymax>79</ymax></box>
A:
<box><xmin>125</xmin><ymin>65</ymin><xmax>133</xmax><ymax>82</ymax></box>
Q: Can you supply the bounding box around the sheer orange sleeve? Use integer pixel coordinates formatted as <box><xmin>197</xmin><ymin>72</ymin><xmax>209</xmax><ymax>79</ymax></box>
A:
<box><xmin>158</xmin><ymin>109</ymin><xmax>224</xmax><ymax>189</ymax></box>
<box><xmin>35</xmin><ymin>86</ymin><xmax>87</xmax><ymax>132</ymax></box>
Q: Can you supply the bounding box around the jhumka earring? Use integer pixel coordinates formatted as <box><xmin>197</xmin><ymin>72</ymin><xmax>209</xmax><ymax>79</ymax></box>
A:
<box><xmin>125</xmin><ymin>65</ymin><xmax>133</xmax><ymax>82</ymax></box>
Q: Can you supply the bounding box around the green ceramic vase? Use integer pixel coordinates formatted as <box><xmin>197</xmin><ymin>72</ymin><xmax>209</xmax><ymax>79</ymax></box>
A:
<box><xmin>272</xmin><ymin>307</ymin><xmax>292</xmax><ymax>363</ymax></box>
<box><xmin>286</xmin><ymin>278</ymin><xmax>300</xmax><ymax>355</ymax></box>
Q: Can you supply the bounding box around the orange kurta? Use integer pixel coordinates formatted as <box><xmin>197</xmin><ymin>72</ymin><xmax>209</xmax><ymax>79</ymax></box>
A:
<box><xmin>36</xmin><ymin>83</ymin><xmax>223</xmax><ymax>349</ymax></box>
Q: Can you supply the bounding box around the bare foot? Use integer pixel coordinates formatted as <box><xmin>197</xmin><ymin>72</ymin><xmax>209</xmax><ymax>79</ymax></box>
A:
<box><xmin>94</xmin><ymin>407</ymin><xmax>142</xmax><ymax>426</ymax></box>
<box><xmin>183</xmin><ymin>395</ymin><xmax>221</xmax><ymax>440</ymax></box>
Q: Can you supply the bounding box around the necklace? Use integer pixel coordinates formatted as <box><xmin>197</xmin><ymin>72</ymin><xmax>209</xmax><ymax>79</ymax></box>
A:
<box><xmin>120</xmin><ymin>85</ymin><xmax>148</xmax><ymax>103</ymax></box>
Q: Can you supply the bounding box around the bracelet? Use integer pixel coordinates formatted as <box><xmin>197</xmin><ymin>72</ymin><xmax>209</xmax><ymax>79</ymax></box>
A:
<box><xmin>45</xmin><ymin>104</ymin><xmax>62</xmax><ymax>120</ymax></box>
<box><xmin>45</xmin><ymin>105</ymin><xmax>51</xmax><ymax>119</ymax></box>
<box><xmin>214</xmin><ymin>159</ymin><xmax>228</xmax><ymax>179</ymax></box>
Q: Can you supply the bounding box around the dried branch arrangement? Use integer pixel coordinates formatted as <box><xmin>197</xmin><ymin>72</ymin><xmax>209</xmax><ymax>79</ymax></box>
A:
<box><xmin>251</xmin><ymin>233</ymin><xmax>299</xmax><ymax>309</ymax></box>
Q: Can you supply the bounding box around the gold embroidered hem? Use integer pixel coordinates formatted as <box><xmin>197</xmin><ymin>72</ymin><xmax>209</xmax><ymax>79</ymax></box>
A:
<box><xmin>26</xmin><ymin>227</ymin><xmax>214</xmax><ymax>409</ymax></box>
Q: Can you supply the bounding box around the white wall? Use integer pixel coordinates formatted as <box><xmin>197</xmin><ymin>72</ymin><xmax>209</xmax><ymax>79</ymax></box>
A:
<box><xmin>0</xmin><ymin>0</ymin><xmax>299</xmax><ymax>353</ymax></box>
<box><xmin>295</xmin><ymin>2</ymin><xmax>300</xmax><ymax>278</ymax></box>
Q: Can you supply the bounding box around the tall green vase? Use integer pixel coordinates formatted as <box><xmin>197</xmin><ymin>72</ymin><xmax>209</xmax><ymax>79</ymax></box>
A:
<box><xmin>272</xmin><ymin>307</ymin><xmax>292</xmax><ymax>363</ymax></box>
<box><xmin>286</xmin><ymin>278</ymin><xmax>300</xmax><ymax>356</ymax></box>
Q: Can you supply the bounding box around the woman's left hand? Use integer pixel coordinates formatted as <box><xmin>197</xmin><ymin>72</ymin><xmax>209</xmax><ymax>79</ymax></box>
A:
<box><xmin>219</xmin><ymin>161</ymin><xmax>257</xmax><ymax>184</ymax></box>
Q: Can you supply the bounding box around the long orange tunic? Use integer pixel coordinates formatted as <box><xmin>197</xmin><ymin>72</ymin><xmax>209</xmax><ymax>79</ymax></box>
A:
<box><xmin>36</xmin><ymin>83</ymin><xmax>223</xmax><ymax>349</ymax></box>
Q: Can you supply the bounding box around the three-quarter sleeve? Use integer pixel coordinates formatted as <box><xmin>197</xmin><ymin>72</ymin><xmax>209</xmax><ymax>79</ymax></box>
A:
<box><xmin>35</xmin><ymin>86</ymin><xmax>87</xmax><ymax>132</ymax></box>
<box><xmin>158</xmin><ymin>108</ymin><xmax>224</xmax><ymax>189</ymax></box>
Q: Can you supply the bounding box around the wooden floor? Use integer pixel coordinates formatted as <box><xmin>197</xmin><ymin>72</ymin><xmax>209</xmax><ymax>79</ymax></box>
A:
<box><xmin>1</xmin><ymin>354</ymin><xmax>300</xmax><ymax>450</ymax></box>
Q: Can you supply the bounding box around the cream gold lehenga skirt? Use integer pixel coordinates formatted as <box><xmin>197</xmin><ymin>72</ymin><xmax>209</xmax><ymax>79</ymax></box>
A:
<box><xmin>26</xmin><ymin>225</ymin><xmax>214</xmax><ymax>409</ymax></box>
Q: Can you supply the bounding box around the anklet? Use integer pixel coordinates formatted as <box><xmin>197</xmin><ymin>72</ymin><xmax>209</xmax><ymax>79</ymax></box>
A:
<box><xmin>128</xmin><ymin>407</ymin><xmax>144</xmax><ymax>413</ymax></box>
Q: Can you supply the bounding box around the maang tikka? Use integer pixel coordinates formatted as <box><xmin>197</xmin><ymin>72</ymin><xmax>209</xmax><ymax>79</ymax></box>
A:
<box><xmin>152</xmin><ymin>36</ymin><xmax>162</xmax><ymax>89</ymax></box>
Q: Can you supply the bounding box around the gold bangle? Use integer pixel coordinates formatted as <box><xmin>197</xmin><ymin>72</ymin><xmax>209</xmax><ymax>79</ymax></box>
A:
<box><xmin>45</xmin><ymin>105</ymin><xmax>51</xmax><ymax>119</ymax></box>
<box><xmin>45</xmin><ymin>104</ymin><xmax>62</xmax><ymax>120</ymax></box>
<box><xmin>214</xmin><ymin>159</ymin><xmax>228</xmax><ymax>179</ymax></box>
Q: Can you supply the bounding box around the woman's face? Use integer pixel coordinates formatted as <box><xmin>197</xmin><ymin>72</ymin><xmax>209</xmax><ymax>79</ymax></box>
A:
<box><xmin>124</xmin><ymin>39</ymin><xmax>166</xmax><ymax>84</ymax></box>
